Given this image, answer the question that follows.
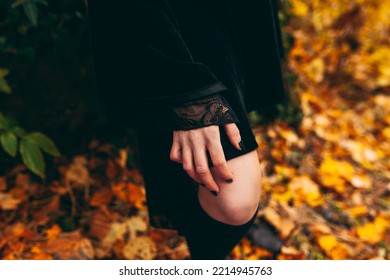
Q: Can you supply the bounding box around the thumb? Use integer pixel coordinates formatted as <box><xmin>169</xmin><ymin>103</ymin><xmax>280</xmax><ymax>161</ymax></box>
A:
<box><xmin>223</xmin><ymin>123</ymin><xmax>244</xmax><ymax>151</ymax></box>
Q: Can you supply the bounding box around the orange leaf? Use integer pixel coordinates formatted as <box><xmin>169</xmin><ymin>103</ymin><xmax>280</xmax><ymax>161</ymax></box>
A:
<box><xmin>89</xmin><ymin>188</ymin><xmax>113</xmax><ymax>207</ymax></box>
<box><xmin>44</xmin><ymin>224</ymin><xmax>62</xmax><ymax>241</ymax></box>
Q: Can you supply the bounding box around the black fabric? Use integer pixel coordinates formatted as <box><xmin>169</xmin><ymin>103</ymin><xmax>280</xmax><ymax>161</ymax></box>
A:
<box><xmin>86</xmin><ymin>0</ymin><xmax>285</xmax><ymax>231</ymax></box>
<box><xmin>184</xmin><ymin>189</ymin><xmax>259</xmax><ymax>260</ymax></box>
<box><xmin>86</xmin><ymin>0</ymin><xmax>287</xmax><ymax>130</ymax></box>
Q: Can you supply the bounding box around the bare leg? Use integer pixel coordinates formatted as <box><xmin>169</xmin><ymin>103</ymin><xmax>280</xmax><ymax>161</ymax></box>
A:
<box><xmin>184</xmin><ymin>149</ymin><xmax>262</xmax><ymax>259</ymax></box>
<box><xmin>198</xmin><ymin>149</ymin><xmax>262</xmax><ymax>225</ymax></box>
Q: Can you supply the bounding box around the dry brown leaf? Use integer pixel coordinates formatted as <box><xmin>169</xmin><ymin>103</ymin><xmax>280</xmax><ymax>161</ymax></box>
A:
<box><xmin>88</xmin><ymin>206</ymin><xmax>120</xmax><ymax>240</ymax></box>
<box><xmin>65</xmin><ymin>156</ymin><xmax>90</xmax><ymax>189</ymax></box>
<box><xmin>0</xmin><ymin>192</ymin><xmax>21</xmax><ymax>210</ymax></box>
<box><xmin>45</xmin><ymin>231</ymin><xmax>95</xmax><ymax>260</ymax></box>
<box><xmin>31</xmin><ymin>196</ymin><xmax>60</xmax><ymax>225</ymax></box>
<box><xmin>0</xmin><ymin>177</ymin><xmax>7</xmax><ymax>191</ymax></box>
<box><xmin>261</xmin><ymin>200</ymin><xmax>296</xmax><ymax>240</ymax></box>
<box><xmin>106</xmin><ymin>159</ymin><xmax>119</xmax><ymax>179</ymax></box>
<box><xmin>89</xmin><ymin>188</ymin><xmax>113</xmax><ymax>207</ymax></box>
<box><xmin>122</xmin><ymin>236</ymin><xmax>157</xmax><ymax>260</ymax></box>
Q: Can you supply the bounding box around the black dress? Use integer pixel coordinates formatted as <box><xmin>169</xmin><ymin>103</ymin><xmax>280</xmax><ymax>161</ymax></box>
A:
<box><xmin>86</xmin><ymin>0</ymin><xmax>286</xmax><ymax>233</ymax></box>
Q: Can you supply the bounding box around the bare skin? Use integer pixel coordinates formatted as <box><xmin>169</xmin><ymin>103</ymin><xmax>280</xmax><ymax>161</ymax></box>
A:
<box><xmin>169</xmin><ymin>123</ymin><xmax>262</xmax><ymax>225</ymax></box>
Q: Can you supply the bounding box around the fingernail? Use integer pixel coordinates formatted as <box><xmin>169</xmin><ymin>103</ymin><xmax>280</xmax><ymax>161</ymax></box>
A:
<box><xmin>239</xmin><ymin>140</ymin><xmax>246</xmax><ymax>151</ymax></box>
<box><xmin>225</xmin><ymin>179</ymin><xmax>233</xmax><ymax>183</ymax></box>
<box><xmin>210</xmin><ymin>191</ymin><xmax>219</xmax><ymax>197</ymax></box>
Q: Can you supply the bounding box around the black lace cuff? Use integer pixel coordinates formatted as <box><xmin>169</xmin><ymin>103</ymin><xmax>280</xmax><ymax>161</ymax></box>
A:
<box><xmin>157</xmin><ymin>93</ymin><xmax>240</xmax><ymax>131</ymax></box>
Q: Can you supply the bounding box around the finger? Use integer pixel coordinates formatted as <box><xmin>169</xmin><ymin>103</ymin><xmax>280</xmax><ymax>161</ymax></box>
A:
<box><xmin>206</xmin><ymin>139</ymin><xmax>233</xmax><ymax>183</ymax></box>
<box><xmin>181</xmin><ymin>144</ymin><xmax>203</xmax><ymax>184</ymax></box>
<box><xmin>169</xmin><ymin>138</ymin><xmax>182</xmax><ymax>163</ymax></box>
<box><xmin>223</xmin><ymin>123</ymin><xmax>243</xmax><ymax>151</ymax></box>
<box><xmin>193</xmin><ymin>145</ymin><xmax>220</xmax><ymax>193</ymax></box>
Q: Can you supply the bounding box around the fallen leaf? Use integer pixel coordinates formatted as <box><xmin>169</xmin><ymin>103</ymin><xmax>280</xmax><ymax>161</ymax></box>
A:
<box><xmin>0</xmin><ymin>192</ymin><xmax>21</xmax><ymax>210</ymax></box>
<box><xmin>122</xmin><ymin>236</ymin><xmax>157</xmax><ymax>260</ymax></box>
<box><xmin>317</xmin><ymin>235</ymin><xmax>349</xmax><ymax>260</ymax></box>
<box><xmin>356</xmin><ymin>215</ymin><xmax>389</xmax><ymax>244</ymax></box>
<box><xmin>89</xmin><ymin>188</ymin><xmax>113</xmax><ymax>207</ymax></box>
<box><xmin>112</xmin><ymin>182</ymin><xmax>146</xmax><ymax>210</ymax></box>
<box><xmin>0</xmin><ymin>177</ymin><xmax>7</xmax><ymax>191</ymax></box>
<box><xmin>44</xmin><ymin>224</ymin><xmax>62</xmax><ymax>241</ymax></box>
<box><xmin>45</xmin><ymin>231</ymin><xmax>95</xmax><ymax>260</ymax></box>
<box><xmin>65</xmin><ymin>156</ymin><xmax>90</xmax><ymax>189</ymax></box>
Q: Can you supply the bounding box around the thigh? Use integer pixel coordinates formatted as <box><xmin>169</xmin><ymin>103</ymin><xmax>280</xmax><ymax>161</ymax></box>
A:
<box><xmin>198</xmin><ymin>149</ymin><xmax>262</xmax><ymax>225</ymax></box>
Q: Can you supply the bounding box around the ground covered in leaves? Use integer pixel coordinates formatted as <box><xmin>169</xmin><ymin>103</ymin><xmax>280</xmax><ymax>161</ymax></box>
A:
<box><xmin>1</xmin><ymin>0</ymin><xmax>389</xmax><ymax>260</ymax></box>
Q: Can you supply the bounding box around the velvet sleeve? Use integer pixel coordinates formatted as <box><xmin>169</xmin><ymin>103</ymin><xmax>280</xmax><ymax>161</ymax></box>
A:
<box><xmin>86</xmin><ymin>0</ymin><xmax>239</xmax><ymax>131</ymax></box>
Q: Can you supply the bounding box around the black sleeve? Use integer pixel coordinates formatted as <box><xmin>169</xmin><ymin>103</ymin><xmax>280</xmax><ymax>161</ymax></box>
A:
<box><xmin>86</xmin><ymin>0</ymin><xmax>239</xmax><ymax>131</ymax></box>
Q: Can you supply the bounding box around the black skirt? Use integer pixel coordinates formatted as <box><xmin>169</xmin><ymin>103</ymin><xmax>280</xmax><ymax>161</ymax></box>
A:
<box><xmin>135</xmin><ymin>0</ymin><xmax>259</xmax><ymax>233</ymax></box>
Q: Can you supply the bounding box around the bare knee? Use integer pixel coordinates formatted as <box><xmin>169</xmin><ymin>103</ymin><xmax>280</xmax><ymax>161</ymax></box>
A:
<box><xmin>198</xmin><ymin>179</ymin><xmax>261</xmax><ymax>225</ymax></box>
<box><xmin>217</xmin><ymin>193</ymin><xmax>260</xmax><ymax>225</ymax></box>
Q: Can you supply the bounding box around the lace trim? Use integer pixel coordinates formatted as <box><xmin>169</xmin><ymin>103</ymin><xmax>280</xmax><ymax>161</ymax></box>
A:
<box><xmin>167</xmin><ymin>94</ymin><xmax>239</xmax><ymax>131</ymax></box>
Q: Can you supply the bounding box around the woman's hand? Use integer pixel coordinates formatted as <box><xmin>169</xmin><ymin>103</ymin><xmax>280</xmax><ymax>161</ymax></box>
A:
<box><xmin>169</xmin><ymin>123</ymin><xmax>243</xmax><ymax>194</ymax></box>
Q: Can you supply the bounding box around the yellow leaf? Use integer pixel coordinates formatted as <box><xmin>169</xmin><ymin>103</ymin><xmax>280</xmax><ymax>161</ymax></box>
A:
<box><xmin>288</xmin><ymin>176</ymin><xmax>324</xmax><ymax>207</ymax></box>
<box><xmin>317</xmin><ymin>235</ymin><xmax>349</xmax><ymax>260</ymax></box>
<box><xmin>319</xmin><ymin>157</ymin><xmax>354</xmax><ymax>192</ymax></box>
<box><xmin>383</xmin><ymin>127</ymin><xmax>390</xmax><ymax>139</ymax></box>
<box><xmin>274</xmin><ymin>165</ymin><xmax>297</xmax><ymax>179</ymax></box>
<box><xmin>346</xmin><ymin>205</ymin><xmax>368</xmax><ymax>218</ymax></box>
<box><xmin>304</xmin><ymin>57</ymin><xmax>325</xmax><ymax>83</ymax></box>
<box><xmin>291</xmin><ymin>0</ymin><xmax>309</xmax><ymax>17</ymax></box>
<box><xmin>357</xmin><ymin>216</ymin><xmax>389</xmax><ymax>244</ymax></box>
<box><xmin>272</xmin><ymin>188</ymin><xmax>294</xmax><ymax>203</ymax></box>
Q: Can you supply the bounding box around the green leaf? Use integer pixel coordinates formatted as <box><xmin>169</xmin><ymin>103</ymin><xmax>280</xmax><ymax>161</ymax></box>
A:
<box><xmin>23</xmin><ymin>0</ymin><xmax>38</xmax><ymax>26</ymax></box>
<box><xmin>0</xmin><ymin>69</ymin><xmax>12</xmax><ymax>94</ymax></box>
<box><xmin>26</xmin><ymin>132</ymin><xmax>61</xmax><ymax>157</ymax></box>
<box><xmin>19</xmin><ymin>138</ymin><xmax>45</xmax><ymax>178</ymax></box>
<box><xmin>0</xmin><ymin>78</ymin><xmax>12</xmax><ymax>94</ymax></box>
<box><xmin>0</xmin><ymin>112</ymin><xmax>6</xmax><ymax>130</ymax></box>
<box><xmin>1</xmin><ymin>131</ymin><xmax>18</xmax><ymax>157</ymax></box>
<box><xmin>12</xmin><ymin>126</ymin><xmax>27</xmax><ymax>137</ymax></box>
<box><xmin>11</xmin><ymin>0</ymin><xmax>24</xmax><ymax>9</ymax></box>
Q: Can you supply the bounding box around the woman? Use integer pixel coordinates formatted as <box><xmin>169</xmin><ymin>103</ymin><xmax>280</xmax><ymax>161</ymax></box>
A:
<box><xmin>86</xmin><ymin>0</ymin><xmax>286</xmax><ymax>259</ymax></box>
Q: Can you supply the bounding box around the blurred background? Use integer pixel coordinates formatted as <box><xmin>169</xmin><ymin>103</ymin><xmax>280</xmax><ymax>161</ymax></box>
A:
<box><xmin>0</xmin><ymin>0</ymin><xmax>389</xmax><ymax>260</ymax></box>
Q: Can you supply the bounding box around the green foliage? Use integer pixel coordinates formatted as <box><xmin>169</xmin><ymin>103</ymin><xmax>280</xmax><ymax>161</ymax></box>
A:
<box><xmin>11</xmin><ymin>0</ymin><xmax>49</xmax><ymax>27</ymax></box>
<box><xmin>0</xmin><ymin>0</ymin><xmax>89</xmax><ymax>177</ymax></box>
<box><xmin>0</xmin><ymin>68</ymin><xmax>12</xmax><ymax>94</ymax></box>
<box><xmin>1</xmin><ymin>131</ymin><xmax>18</xmax><ymax>157</ymax></box>
<box><xmin>27</xmin><ymin>132</ymin><xmax>61</xmax><ymax>157</ymax></box>
<box><xmin>0</xmin><ymin>112</ymin><xmax>61</xmax><ymax>178</ymax></box>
